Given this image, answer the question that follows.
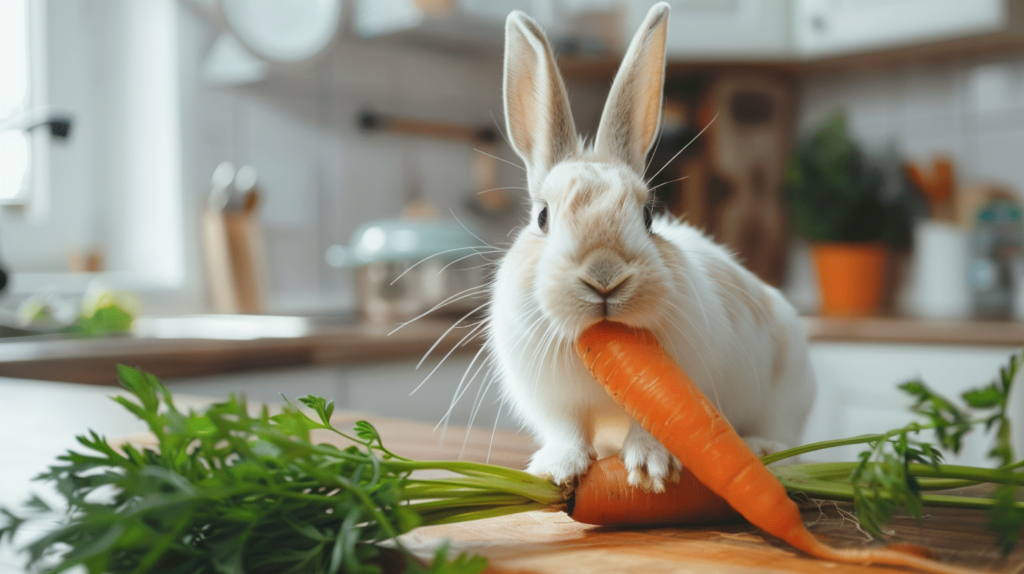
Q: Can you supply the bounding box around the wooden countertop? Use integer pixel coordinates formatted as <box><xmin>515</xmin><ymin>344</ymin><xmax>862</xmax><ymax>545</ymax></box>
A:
<box><xmin>803</xmin><ymin>316</ymin><xmax>1024</xmax><ymax>348</ymax></box>
<box><xmin>2</xmin><ymin>315</ymin><xmax>1024</xmax><ymax>385</ymax></box>
<box><xmin>0</xmin><ymin>317</ymin><xmax>482</xmax><ymax>385</ymax></box>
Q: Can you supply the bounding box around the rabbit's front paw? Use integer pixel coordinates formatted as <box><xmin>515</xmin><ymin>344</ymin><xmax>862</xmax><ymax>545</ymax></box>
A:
<box><xmin>620</xmin><ymin>426</ymin><xmax>681</xmax><ymax>493</ymax></box>
<box><xmin>526</xmin><ymin>442</ymin><xmax>597</xmax><ymax>486</ymax></box>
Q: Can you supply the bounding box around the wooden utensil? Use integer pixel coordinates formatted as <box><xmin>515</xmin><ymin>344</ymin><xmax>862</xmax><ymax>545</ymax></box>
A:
<box><xmin>906</xmin><ymin>157</ymin><xmax>956</xmax><ymax>221</ymax></box>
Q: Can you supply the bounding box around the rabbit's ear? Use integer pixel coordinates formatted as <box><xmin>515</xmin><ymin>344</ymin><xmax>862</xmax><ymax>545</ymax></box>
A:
<box><xmin>595</xmin><ymin>2</ymin><xmax>670</xmax><ymax>175</ymax></box>
<box><xmin>504</xmin><ymin>11</ymin><xmax>579</xmax><ymax>182</ymax></box>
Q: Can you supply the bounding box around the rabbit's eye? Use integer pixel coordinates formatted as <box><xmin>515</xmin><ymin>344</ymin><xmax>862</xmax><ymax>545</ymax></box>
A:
<box><xmin>643</xmin><ymin>205</ymin><xmax>653</xmax><ymax>231</ymax></box>
<box><xmin>538</xmin><ymin>206</ymin><xmax>548</xmax><ymax>232</ymax></box>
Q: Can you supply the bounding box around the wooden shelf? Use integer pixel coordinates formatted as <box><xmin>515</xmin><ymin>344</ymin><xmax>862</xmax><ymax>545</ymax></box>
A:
<box><xmin>803</xmin><ymin>316</ymin><xmax>1024</xmax><ymax>347</ymax></box>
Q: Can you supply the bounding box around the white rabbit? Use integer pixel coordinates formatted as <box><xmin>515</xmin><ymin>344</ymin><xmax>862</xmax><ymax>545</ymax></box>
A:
<box><xmin>488</xmin><ymin>2</ymin><xmax>816</xmax><ymax>493</ymax></box>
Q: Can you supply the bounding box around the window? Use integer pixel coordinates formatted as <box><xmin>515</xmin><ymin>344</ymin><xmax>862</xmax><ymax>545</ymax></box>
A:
<box><xmin>0</xmin><ymin>0</ymin><xmax>31</xmax><ymax>203</ymax></box>
<box><xmin>0</xmin><ymin>0</ymin><xmax>187</xmax><ymax>311</ymax></box>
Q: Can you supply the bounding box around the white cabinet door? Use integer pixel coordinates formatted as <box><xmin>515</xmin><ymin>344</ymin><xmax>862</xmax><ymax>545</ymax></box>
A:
<box><xmin>803</xmin><ymin>342</ymin><xmax>1021</xmax><ymax>467</ymax></box>
<box><xmin>164</xmin><ymin>356</ymin><xmax>509</xmax><ymax>431</ymax></box>
<box><xmin>794</xmin><ymin>0</ymin><xmax>1005</xmax><ymax>58</ymax></box>
<box><xmin>627</xmin><ymin>0</ymin><xmax>793</xmax><ymax>60</ymax></box>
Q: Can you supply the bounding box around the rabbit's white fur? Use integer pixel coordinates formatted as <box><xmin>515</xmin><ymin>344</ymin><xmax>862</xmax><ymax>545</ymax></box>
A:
<box><xmin>490</xmin><ymin>3</ymin><xmax>816</xmax><ymax>492</ymax></box>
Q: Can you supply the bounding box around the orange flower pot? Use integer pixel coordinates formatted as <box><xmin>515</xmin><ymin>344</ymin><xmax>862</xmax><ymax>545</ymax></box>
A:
<box><xmin>812</xmin><ymin>243</ymin><xmax>888</xmax><ymax>317</ymax></box>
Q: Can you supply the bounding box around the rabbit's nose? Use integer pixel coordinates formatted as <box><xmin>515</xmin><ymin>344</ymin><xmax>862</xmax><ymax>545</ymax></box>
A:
<box><xmin>580</xmin><ymin>253</ymin><xmax>631</xmax><ymax>300</ymax></box>
<box><xmin>580</xmin><ymin>275</ymin><xmax>631</xmax><ymax>300</ymax></box>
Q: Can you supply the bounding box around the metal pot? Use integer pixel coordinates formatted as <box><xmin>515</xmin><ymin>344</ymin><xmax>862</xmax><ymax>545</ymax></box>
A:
<box><xmin>326</xmin><ymin>218</ymin><xmax>488</xmax><ymax>322</ymax></box>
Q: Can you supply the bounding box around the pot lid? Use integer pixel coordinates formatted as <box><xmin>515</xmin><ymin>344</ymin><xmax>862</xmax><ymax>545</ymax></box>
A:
<box><xmin>325</xmin><ymin>218</ymin><xmax>482</xmax><ymax>267</ymax></box>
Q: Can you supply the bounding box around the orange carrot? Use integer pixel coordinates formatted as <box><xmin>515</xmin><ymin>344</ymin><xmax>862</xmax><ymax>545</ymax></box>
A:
<box><xmin>576</xmin><ymin>320</ymin><xmax>975</xmax><ymax>574</ymax></box>
<box><xmin>571</xmin><ymin>455</ymin><xmax>737</xmax><ymax>526</ymax></box>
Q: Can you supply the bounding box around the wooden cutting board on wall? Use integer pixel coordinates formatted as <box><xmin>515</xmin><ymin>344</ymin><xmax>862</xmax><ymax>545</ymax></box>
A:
<box><xmin>672</xmin><ymin>72</ymin><xmax>794</xmax><ymax>287</ymax></box>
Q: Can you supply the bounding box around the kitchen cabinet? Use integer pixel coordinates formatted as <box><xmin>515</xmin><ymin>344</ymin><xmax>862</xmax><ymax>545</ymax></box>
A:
<box><xmin>164</xmin><ymin>354</ymin><xmax>510</xmax><ymax>434</ymax></box>
<box><xmin>793</xmin><ymin>0</ymin><xmax>1006</xmax><ymax>58</ymax></box>
<box><xmin>625</xmin><ymin>0</ymin><xmax>1014</xmax><ymax>63</ymax></box>
<box><xmin>803</xmin><ymin>342</ymin><xmax>1022</xmax><ymax>467</ymax></box>
<box><xmin>626</xmin><ymin>0</ymin><xmax>793</xmax><ymax>60</ymax></box>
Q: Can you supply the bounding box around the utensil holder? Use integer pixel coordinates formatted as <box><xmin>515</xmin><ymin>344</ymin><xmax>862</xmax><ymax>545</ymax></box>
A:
<box><xmin>202</xmin><ymin>211</ymin><xmax>267</xmax><ymax>314</ymax></box>
<box><xmin>900</xmin><ymin>220</ymin><xmax>970</xmax><ymax>319</ymax></box>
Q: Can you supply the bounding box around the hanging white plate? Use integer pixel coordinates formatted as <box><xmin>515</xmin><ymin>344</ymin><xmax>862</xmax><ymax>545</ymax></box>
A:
<box><xmin>220</xmin><ymin>0</ymin><xmax>342</xmax><ymax>63</ymax></box>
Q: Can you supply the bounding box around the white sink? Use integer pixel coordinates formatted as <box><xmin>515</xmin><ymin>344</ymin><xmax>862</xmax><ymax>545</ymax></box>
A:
<box><xmin>132</xmin><ymin>313</ymin><xmax>357</xmax><ymax>340</ymax></box>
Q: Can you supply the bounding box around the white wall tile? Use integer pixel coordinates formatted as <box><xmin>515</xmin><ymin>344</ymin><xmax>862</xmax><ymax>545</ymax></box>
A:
<box><xmin>797</xmin><ymin>52</ymin><xmax>1024</xmax><ymax>202</ymax></box>
<box><xmin>247</xmin><ymin>101</ymin><xmax>318</xmax><ymax>229</ymax></box>
<box><xmin>901</xmin><ymin>61</ymin><xmax>962</xmax><ymax>122</ymax></box>
<box><xmin>966</xmin><ymin>61</ymin><xmax>1022</xmax><ymax>115</ymax></box>
<box><xmin>970</xmin><ymin>127</ymin><xmax>1024</xmax><ymax>193</ymax></box>
<box><xmin>797</xmin><ymin>71</ymin><xmax>856</xmax><ymax>133</ymax></box>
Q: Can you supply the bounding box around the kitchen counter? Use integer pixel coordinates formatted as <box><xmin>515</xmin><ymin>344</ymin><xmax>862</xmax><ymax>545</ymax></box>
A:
<box><xmin>0</xmin><ymin>316</ymin><xmax>481</xmax><ymax>385</ymax></box>
<box><xmin>2</xmin><ymin>315</ymin><xmax>1024</xmax><ymax>385</ymax></box>
<box><xmin>803</xmin><ymin>316</ymin><xmax>1024</xmax><ymax>347</ymax></box>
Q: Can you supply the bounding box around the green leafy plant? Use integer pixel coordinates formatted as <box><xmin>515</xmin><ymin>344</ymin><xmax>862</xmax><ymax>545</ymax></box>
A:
<box><xmin>0</xmin><ymin>365</ymin><xmax>561</xmax><ymax>573</ymax></box>
<box><xmin>785</xmin><ymin>113</ymin><xmax>913</xmax><ymax>246</ymax></box>
<box><xmin>63</xmin><ymin>303</ymin><xmax>134</xmax><ymax>336</ymax></box>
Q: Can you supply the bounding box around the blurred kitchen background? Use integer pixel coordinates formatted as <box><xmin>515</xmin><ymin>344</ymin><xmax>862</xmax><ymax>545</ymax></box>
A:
<box><xmin>2</xmin><ymin>0</ymin><xmax>1024</xmax><ymax>467</ymax></box>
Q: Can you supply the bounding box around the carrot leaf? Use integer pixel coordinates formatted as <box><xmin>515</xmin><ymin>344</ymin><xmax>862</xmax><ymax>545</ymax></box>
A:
<box><xmin>849</xmin><ymin>349</ymin><xmax>1022</xmax><ymax>554</ymax></box>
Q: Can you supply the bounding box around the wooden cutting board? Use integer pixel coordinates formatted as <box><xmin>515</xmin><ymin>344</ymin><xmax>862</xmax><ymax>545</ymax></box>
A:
<box><xmin>401</xmin><ymin>502</ymin><xmax>1021</xmax><ymax>573</ymax></box>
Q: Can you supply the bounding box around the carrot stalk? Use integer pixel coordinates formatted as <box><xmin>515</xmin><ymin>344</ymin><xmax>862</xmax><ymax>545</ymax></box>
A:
<box><xmin>576</xmin><ymin>320</ymin><xmax>978</xmax><ymax>574</ymax></box>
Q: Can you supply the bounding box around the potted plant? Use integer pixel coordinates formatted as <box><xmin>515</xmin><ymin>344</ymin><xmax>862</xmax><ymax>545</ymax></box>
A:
<box><xmin>785</xmin><ymin>113</ymin><xmax>912</xmax><ymax>316</ymax></box>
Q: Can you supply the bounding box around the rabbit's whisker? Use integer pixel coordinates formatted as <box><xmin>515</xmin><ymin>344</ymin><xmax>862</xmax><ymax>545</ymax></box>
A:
<box><xmin>389</xmin><ymin>245</ymin><xmax>495</xmax><ymax>286</ymax></box>
<box><xmin>476</xmin><ymin>186</ymin><xmax>529</xmax><ymax>195</ymax></box>
<box><xmin>443</xmin><ymin>358</ymin><xmax>495</xmax><ymax>449</ymax></box>
<box><xmin>461</xmin><ymin>367</ymin><xmax>498</xmax><ymax>460</ymax></box>
<box><xmin>451</xmin><ymin>209</ymin><xmax>501</xmax><ymax>251</ymax></box>
<box><xmin>438</xmin><ymin>250</ymin><xmax>497</xmax><ymax>274</ymax></box>
<box><xmin>643</xmin><ymin>102</ymin><xmax>668</xmax><ymax>175</ymax></box>
<box><xmin>490</xmin><ymin>110</ymin><xmax>516</xmax><ymax>149</ymax></box>
<box><xmin>388</xmin><ymin>282</ymin><xmax>492</xmax><ymax>336</ymax></box>
<box><xmin>437</xmin><ymin>344</ymin><xmax>489</xmax><ymax>435</ymax></box>
<box><xmin>646</xmin><ymin>111</ymin><xmax>719</xmax><ymax>185</ymax></box>
<box><xmin>648</xmin><ymin>175</ymin><xmax>689</xmax><ymax>191</ymax></box>
<box><xmin>487</xmin><ymin>400</ymin><xmax>503</xmax><ymax>464</ymax></box>
<box><xmin>474</xmin><ymin>147</ymin><xmax>526</xmax><ymax>171</ymax></box>
<box><xmin>413</xmin><ymin>324</ymin><xmax>485</xmax><ymax>397</ymax></box>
